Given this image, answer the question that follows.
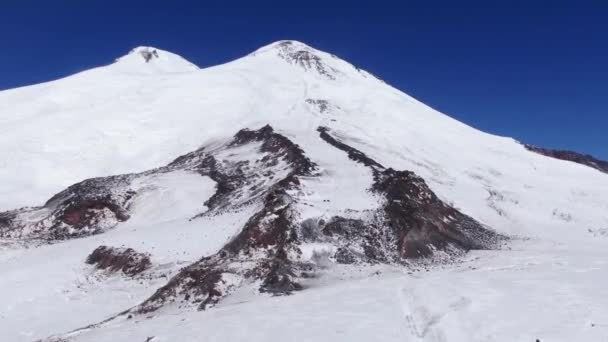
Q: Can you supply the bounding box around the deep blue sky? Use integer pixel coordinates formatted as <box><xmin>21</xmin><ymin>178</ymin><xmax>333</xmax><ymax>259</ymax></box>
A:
<box><xmin>2</xmin><ymin>1</ymin><xmax>606</xmax><ymax>159</ymax></box>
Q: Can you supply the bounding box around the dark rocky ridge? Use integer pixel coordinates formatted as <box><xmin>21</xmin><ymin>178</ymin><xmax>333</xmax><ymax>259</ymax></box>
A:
<box><xmin>525</xmin><ymin>145</ymin><xmax>608</xmax><ymax>174</ymax></box>
<box><xmin>135</xmin><ymin>125</ymin><xmax>317</xmax><ymax>312</ymax></box>
<box><xmin>132</xmin><ymin>125</ymin><xmax>504</xmax><ymax>314</ymax></box>
<box><xmin>374</xmin><ymin>169</ymin><xmax>502</xmax><ymax>258</ymax></box>
<box><xmin>2</xmin><ymin>124</ymin><xmax>505</xmax><ymax>317</ymax></box>
<box><xmin>169</xmin><ymin>124</ymin><xmax>316</xmax><ymax>215</ymax></box>
<box><xmin>0</xmin><ymin>125</ymin><xmax>314</xmax><ymax>240</ymax></box>
<box><xmin>0</xmin><ymin>175</ymin><xmax>136</xmax><ymax>240</ymax></box>
<box><xmin>318</xmin><ymin>126</ymin><xmax>504</xmax><ymax>259</ymax></box>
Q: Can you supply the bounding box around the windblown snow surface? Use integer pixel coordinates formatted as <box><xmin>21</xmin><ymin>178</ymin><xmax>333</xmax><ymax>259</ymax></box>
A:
<box><xmin>0</xmin><ymin>42</ymin><xmax>607</xmax><ymax>342</ymax></box>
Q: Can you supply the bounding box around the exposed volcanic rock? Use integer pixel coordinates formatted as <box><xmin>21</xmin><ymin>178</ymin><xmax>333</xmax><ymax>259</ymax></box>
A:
<box><xmin>2</xmin><ymin>124</ymin><xmax>504</xmax><ymax>318</ymax></box>
<box><xmin>374</xmin><ymin>169</ymin><xmax>503</xmax><ymax>258</ymax></box>
<box><xmin>230</xmin><ymin>124</ymin><xmax>316</xmax><ymax>176</ymax></box>
<box><xmin>318</xmin><ymin>126</ymin><xmax>504</xmax><ymax>259</ymax></box>
<box><xmin>135</xmin><ymin>125</ymin><xmax>316</xmax><ymax>312</ymax></box>
<box><xmin>525</xmin><ymin>145</ymin><xmax>608</xmax><ymax>174</ymax></box>
<box><xmin>0</xmin><ymin>175</ymin><xmax>136</xmax><ymax>240</ymax></box>
<box><xmin>273</xmin><ymin>41</ymin><xmax>339</xmax><ymax>80</ymax></box>
<box><xmin>305</xmin><ymin>99</ymin><xmax>331</xmax><ymax>113</ymax></box>
<box><xmin>319</xmin><ymin>217</ymin><xmax>391</xmax><ymax>264</ymax></box>
<box><xmin>169</xmin><ymin>124</ymin><xmax>316</xmax><ymax>214</ymax></box>
<box><xmin>0</xmin><ymin>213</ymin><xmax>13</xmax><ymax>230</ymax></box>
<box><xmin>131</xmin><ymin>125</ymin><xmax>504</xmax><ymax>314</ymax></box>
<box><xmin>86</xmin><ymin>245</ymin><xmax>151</xmax><ymax>276</ymax></box>
<box><xmin>0</xmin><ymin>124</ymin><xmax>316</xmax><ymax>241</ymax></box>
<box><xmin>318</xmin><ymin>127</ymin><xmax>384</xmax><ymax>170</ymax></box>
<box><xmin>165</xmin><ymin>150</ymin><xmax>249</xmax><ymax>213</ymax></box>
<box><xmin>139</xmin><ymin>48</ymin><xmax>159</xmax><ymax>63</ymax></box>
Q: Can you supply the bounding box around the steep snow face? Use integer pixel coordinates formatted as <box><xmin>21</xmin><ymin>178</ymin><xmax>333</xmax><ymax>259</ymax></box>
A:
<box><xmin>0</xmin><ymin>40</ymin><xmax>608</xmax><ymax>341</ymax></box>
<box><xmin>525</xmin><ymin>144</ymin><xmax>608</xmax><ymax>174</ymax></box>
<box><xmin>0</xmin><ymin>46</ymin><xmax>200</xmax><ymax>211</ymax></box>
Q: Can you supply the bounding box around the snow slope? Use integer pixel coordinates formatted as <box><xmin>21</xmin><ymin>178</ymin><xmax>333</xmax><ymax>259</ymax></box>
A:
<box><xmin>0</xmin><ymin>40</ymin><xmax>607</xmax><ymax>341</ymax></box>
<box><xmin>50</xmin><ymin>243</ymin><xmax>608</xmax><ymax>342</ymax></box>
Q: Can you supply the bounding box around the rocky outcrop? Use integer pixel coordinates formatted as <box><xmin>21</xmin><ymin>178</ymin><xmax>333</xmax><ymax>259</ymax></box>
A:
<box><xmin>0</xmin><ymin>175</ymin><xmax>135</xmax><ymax>240</ymax></box>
<box><xmin>318</xmin><ymin>126</ymin><xmax>504</xmax><ymax>259</ymax></box>
<box><xmin>0</xmin><ymin>125</ymin><xmax>315</xmax><ymax>241</ymax></box>
<box><xmin>2</xmin><ymin>124</ymin><xmax>505</xmax><ymax>317</ymax></box>
<box><xmin>273</xmin><ymin>41</ymin><xmax>340</xmax><ymax>80</ymax></box>
<box><xmin>86</xmin><ymin>246</ymin><xmax>151</xmax><ymax>276</ymax></box>
<box><xmin>131</xmin><ymin>125</ymin><xmax>504</xmax><ymax>314</ymax></box>
<box><xmin>135</xmin><ymin>125</ymin><xmax>317</xmax><ymax>312</ymax></box>
<box><xmin>374</xmin><ymin>168</ymin><xmax>501</xmax><ymax>258</ymax></box>
<box><xmin>525</xmin><ymin>145</ymin><xmax>608</xmax><ymax>174</ymax></box>
<box><xmin>305</xmin><ymin>99</ymin><xmax>331</xmax><ymax>113</ymax></box>
<box><xmin>139</xmin><ymin>48</ymin><xmax>159</xmax><ymax>63</ymax></box>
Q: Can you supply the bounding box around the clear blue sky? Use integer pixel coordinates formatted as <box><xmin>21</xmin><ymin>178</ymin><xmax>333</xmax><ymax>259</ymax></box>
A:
<box><xmin>2</xmin><ymin>0</ymin><xmax>606</xmax><ymax>159</ymax></box>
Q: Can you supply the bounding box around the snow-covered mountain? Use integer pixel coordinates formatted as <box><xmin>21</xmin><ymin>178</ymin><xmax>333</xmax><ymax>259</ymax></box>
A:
<box><xmin>0</xmin><ymin>40</ymin><xmax>607</xmax><ymax>342</ymax></box>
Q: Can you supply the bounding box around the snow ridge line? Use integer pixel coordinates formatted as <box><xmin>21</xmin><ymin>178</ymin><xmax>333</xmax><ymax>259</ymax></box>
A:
<box><xmin>130</xmin><ymin>125</ymin><xmax>319</xmax><ymax>312</ymax></box>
